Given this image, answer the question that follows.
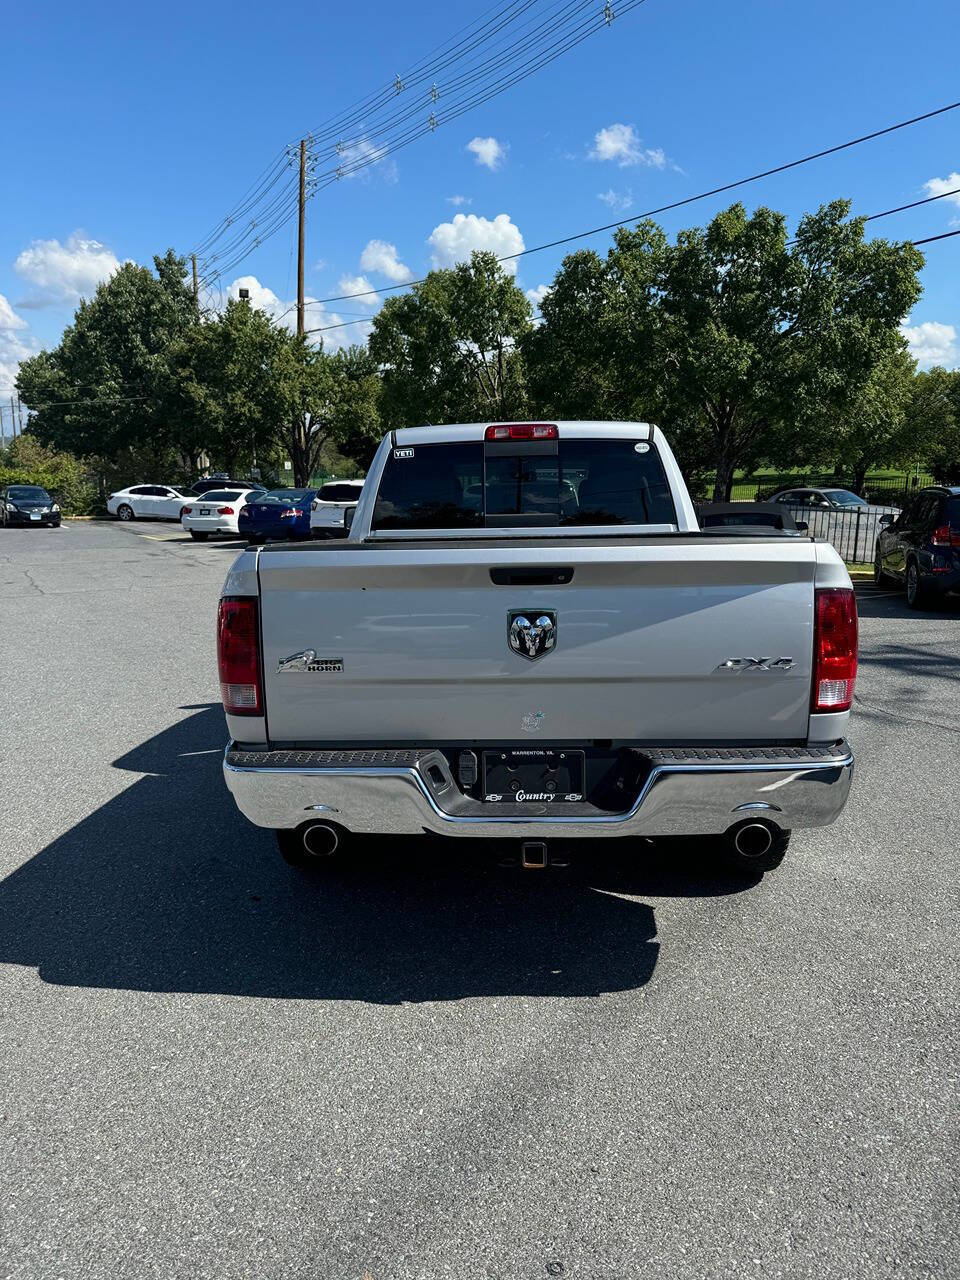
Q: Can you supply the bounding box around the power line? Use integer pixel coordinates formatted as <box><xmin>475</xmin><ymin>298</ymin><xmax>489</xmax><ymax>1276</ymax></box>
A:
<box><xmin>19</xmin><ymin>395</ymin><xmax>152</xmax><ymax>409</ymax></box>
<box><xmin>302</xmin><ymin>222</ymin><xmax>959</xmax><ymax>337</ymax></box>
<box><xmin>197</xmin><ymin>2</ymin><xmax>601</xmax><ymax>270</ymax></box>
<box><xmin>196</xmin><ymin>0</ymin><xmax>649</xmax><ymax>280</ymax></box>
<box><xmin>910</xmin><ymin>228</ymin><xmax>960</xmax><ymax>247</ymax></box>
<box><xmin>286</xmin><ymin>100</ymin><xmax>960</xmax><ymax>316</ymax></box>
<box><xmin>862</xmin><ymin>187</ymin><xmax>960</xmax><ymax>224</ymax></box>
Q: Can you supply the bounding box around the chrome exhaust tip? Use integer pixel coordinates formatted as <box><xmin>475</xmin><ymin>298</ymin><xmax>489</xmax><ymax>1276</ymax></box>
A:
<box><xmin>301</xmin><ymin>822</ymin><xmax>340</xmax><ymax>859</ymax></box>
<box><xmin>730</xmin><ymin>821</ymin><xmax>774</xmax><ymax>859</ymax></box>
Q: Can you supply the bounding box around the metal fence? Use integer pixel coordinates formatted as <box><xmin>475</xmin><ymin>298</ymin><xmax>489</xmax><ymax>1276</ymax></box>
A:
<box><xmin>727</xmin><ymin>473</ymin><xmax>931</xmax><ymax>505</ymax></box>
<box><xmin>782</xmin><ymin>502</ymin><xmax>901</xmax><ymax>564</ymax></box>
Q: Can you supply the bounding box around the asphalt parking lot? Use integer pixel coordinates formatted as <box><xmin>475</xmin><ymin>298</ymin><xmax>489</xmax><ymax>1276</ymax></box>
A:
<box><xmin>1</xmin><ymin>519</ymin><xmax>957</xmax><ymax>1280</ymax></box>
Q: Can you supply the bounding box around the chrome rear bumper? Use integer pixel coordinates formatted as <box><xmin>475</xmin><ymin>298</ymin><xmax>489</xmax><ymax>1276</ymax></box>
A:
<box><xmin>223</xmin><ymin>742</ymin><xmax>854</xmax><ymax>839</ymax></box>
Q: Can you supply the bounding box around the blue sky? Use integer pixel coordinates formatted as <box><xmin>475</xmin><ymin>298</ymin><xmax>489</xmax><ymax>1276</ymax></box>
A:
<box><xmin>2</xmin><ymin>0</ymin><xmax>958</xmax><ymax>416</ymax></box>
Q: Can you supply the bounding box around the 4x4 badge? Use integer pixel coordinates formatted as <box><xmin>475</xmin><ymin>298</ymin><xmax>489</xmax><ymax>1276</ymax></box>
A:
<box><xmin>715</xmin><ymin>656</ymin><xmax>795</xmax><ymax>672</ymax></box>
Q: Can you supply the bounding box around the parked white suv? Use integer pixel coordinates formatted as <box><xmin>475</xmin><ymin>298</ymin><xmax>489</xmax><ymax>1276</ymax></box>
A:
<box><xmin>309</xmin><ymin>479</ymin><xmax>365</xmax><ymax>538</ymax></box>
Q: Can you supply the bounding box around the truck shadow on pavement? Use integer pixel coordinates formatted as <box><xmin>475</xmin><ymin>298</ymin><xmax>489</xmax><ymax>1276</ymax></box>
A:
<box><xmin>0</xmin><ymin>705</ymin><xmax>758</xmax><ymax>1004</ymax></box>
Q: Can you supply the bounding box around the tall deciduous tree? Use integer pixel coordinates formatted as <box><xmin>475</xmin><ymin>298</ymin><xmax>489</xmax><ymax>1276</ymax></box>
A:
<box><xmin>369</xmin><ymin>251</ymin><xmax>532</xmax><ymax>428</ymax></box>
<box><xmin>16</xmin><ymin>251</ymin><xmax>196</xmax><ymax>470</ymax></box>
<box><xmin>909</xmin><ymin>366</ymin><xmax>960</xmax><ymax>483</ymax></box>
<box><xmin>813</xmin><ymin>345</ymin><xmax>917</xmax><ymax>492</ymax></box>
<box><xmin>525</xmin><ymin>203</ymin><xmax>924</xmax><ymax>498</ymax></box>
<box><xmin>169</xmin><ymin>308</ymin><xmax>382</xmax><ymax>485</ymax></box>
<box><xmin>166</xmin><ymin>297</ymin><xmax>291</xmax><ymax>475</ymax></box>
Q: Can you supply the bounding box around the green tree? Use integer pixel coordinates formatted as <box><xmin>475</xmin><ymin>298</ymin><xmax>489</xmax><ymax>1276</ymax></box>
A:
<box><xmin>369</xmin><ymin>251</ymin><xmax>532</xmax><ymax>428</ymax></box>
<box><xmin>166</xmin><ymin>298</ymin><xmax>291</xmax><ymax>476</ymax></box>
<box><xmin>525</xmin><ymin>203</ymin><xmax>924</xmax><ymax>499</ymax></box>
<box><xmin>168</xmin><ymin>308</ymin><xmax>382</xmax><ymax>486</ymax></box>
<box><xmin>908</xmin><ymin>366</ymin><xmax>960</xmax><ymax>483</ymax></box>
<box><xmin>815</xmin><ymin>345</ymin><xmax>917</xmax><ymax>492</ymax></box>
<box><xmin>324</xmin><ymin>346</ymin><xmax>382</xmax><ymax>471</ymax></box>
<box><xmin>0</xmin><ymin>434</ymin><xmax>98</xmax><ymax>514</ymax></box>
<box><xmin>16</xmin><ymin>250</ymin><xmax>196</xmax><ymax>471</ymax></box>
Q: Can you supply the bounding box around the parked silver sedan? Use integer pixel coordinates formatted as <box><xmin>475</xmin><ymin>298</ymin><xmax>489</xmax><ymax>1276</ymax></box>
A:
<box><xmin>768</xmin><ymin>487</ymin><xmax>900</xmax><ymax>563</ymax></box>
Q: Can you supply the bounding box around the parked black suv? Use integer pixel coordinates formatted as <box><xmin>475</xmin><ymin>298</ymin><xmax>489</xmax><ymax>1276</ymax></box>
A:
<box><xmin>186</xmin><ymin>478</ymin><xmax>263</xmax><ymax>497</ymax></box>
<box><xmin>874</xmin><ymin>486</ymin><xmax>960</xmax><ymax>607</ymax></box>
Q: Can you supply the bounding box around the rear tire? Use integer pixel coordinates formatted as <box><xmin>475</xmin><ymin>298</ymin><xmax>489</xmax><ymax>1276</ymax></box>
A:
<box><xmin>905</xmin><ymin>559</ymin><xmax>928</xmax><ymax>609</ymax></box>
<box><xmin>190</xmin><ymin>530</ymin><xmax>209</xmax><ymax>541</ymax></box>
<box><xmin>116</xmin><ymin>504</ymin><xmax>134</xmax><ymax>522</ymax></box>
<box><xmin>724</xmin><ymin>825</ymin><xmax>790</xmax><ymax>875</ymax></box>
<box><xmin>276</xmin><ymin>823</ymin><xmax>347</xmax><ymax>869</ymax></box>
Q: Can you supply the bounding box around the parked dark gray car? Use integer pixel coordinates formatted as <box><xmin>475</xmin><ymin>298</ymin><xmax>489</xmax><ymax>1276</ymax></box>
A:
<box><xmin>875</xmin><ymin>485</ymin><xmax>960</xmax><ymax>608</ymax></box>
<box><xmin>0</xmin><ymin>484</ymin><xmax>61</xmax><ymax>527</ymax></box>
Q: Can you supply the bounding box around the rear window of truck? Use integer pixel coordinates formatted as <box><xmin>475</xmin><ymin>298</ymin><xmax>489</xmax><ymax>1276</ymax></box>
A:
<box><xmin>372</xmin><ymin>439</ymin><xmax>676</xmax><ymax>530</ymax></box>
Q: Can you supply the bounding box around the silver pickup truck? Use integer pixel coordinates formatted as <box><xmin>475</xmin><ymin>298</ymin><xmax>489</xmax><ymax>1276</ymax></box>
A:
<box><xmin>219</xmin><ymin>422</ymin><xmax>857</xmax><ymax>875</ymax></box>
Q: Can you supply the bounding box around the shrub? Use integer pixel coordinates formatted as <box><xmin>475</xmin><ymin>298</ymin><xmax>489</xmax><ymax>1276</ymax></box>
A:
<box><xmin>0</xmin><ymin>435</ymin><xmax>99</xmax><ymax>515</ymax></box>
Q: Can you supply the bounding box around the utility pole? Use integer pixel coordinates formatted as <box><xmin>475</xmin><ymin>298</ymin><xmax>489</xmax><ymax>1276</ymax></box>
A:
<box><xmin>16</xmin><ymin>392</ymin><xmax>23</xmax><ymax>433</ymax></box>
<box><xmin>10</xmin><ymin>396</ymin><xmax>18</xmax><ymax>439</ymax></box>
<box><xmin>297</xmin><ymin>137</ymin><xmax>306</xmax><ymax>337</ymax></box>
<box><xmin>191</xmin><ymin>254</ymin><xmax>199</xmax><ymax>310</ymax></box>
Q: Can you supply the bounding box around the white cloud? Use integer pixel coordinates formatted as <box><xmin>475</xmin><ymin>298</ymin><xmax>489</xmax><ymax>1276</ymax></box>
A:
<box><xmin>597</xmin><ymin>188</ymin><xmax>633</xmax><ymax>212</ymax></box>
<box><xmin>0</xmin><ymin>292</ymin><xmax>38</xmax><ymax>405</ymax></box>
<box><xmin>14</xmin><ymin>232</ymin><xmax>123</xmax><ymax>304</ymax></box>
<box><xmin>447</xmin><ymin>194</ymin><xmax>472</xmax><ymax>207</ymax></box>
<box><xmin>589</xmin><ymin>124</ymin><xmax>666</xmax><ymax>169</ymax></box>
<box><xmin>428</xmin><ymin>213</ymin><xmax>525</xmax><ymax>275</ymax></box>
<box><xmin>337</xmin><ymin>137</ymin><xmax>398</xmax><ymax>184</ymax></box>
<box><xmin>922</xmin><ymin>172</ymin><xmax>960</xmax><ymax>209</ymax></box>
<box><xmin>337</xmin><ymin>275</ymin><xmax>379</xmax><ymax>307</ymax></box>
<box><xmin>525</xmin><ymin>284</ymin><xmax>551</xmax><ymax>310</ymax></box>
<box><xmin>226</xmin><ymin>275</ymin><xmax>361</xmax><ymax>351</ymax></box>
<box><xmin>900</xmin><ymin>320</ymin><xmax>959</xmax><ymax>369</ymax></box>
<box><xmin>360</xmin><ymin>239</ymin><xmax>411</xmax><ymax>283</ymax></box>
<box><xmin>466</xmin><ymin>136</ymin><xmax>507</xmax><ymax>170</ymax></box>
<box><xmin>0</xmin><ymin>294</ymin><xmax>28</xmax><ymax>331</ymax></box>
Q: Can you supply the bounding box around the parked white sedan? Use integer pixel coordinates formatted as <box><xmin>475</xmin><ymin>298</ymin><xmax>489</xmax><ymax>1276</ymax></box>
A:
<box><xmin>180</xmin><ymin>488</ymin><xmax>262</xmax><ymax>540</ymax></box>
<box><xmin>309</xmin><ymin>478</ymin><xmax>365</xmax><ymax>537</ymax></box>
<box><xmin>107</xmin><ymin>484</ymin><xmax>192</xmax><ymax>521</ymax></box>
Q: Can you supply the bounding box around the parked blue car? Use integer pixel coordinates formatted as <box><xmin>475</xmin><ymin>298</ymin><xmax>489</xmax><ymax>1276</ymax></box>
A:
<box><xmin>237</xmin><ymin>488</ymin><xmax>318</xmax><ymax>543</ymax></box>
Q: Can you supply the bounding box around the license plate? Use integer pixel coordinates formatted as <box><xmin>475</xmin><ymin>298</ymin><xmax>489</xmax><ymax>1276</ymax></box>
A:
<box><xmin>30</xmin><ymin>513</ymin><xmax>41</xmax><ymax>521</ymax></box>
<box><xmin>200</xmin><ymin>508</ymin><xmax>211</xmax><ymax>516</ymax></box>
<box><xmin>482</xmin><ymin>749</ymin><xmax>584</xmax><ymax>803</ymax></box>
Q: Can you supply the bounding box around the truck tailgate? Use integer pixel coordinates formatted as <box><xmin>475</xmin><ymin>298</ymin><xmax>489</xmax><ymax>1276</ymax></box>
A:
<box><xmin>257</xmin><ymin>541</ymin><xmax>816</xmax><ymax>743</ymax></box>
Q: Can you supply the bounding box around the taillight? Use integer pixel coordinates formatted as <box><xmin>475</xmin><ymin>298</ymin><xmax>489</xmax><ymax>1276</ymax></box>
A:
<box><xmin>931</xmin><ymin>522</ymin><xmax>960</xmax><ymax>547</ymax></box>
<box><xmin>239</xmin><ymin>505</ymin><xmax>250</xmax><ymax>517</ymax></box>
<box><xmin>181</xmin><ymin>506</ymin><xmax>192</xmax><ymax>516</ymax></box>
<box><xmin>812</xmin><ymin>588</ymin><xmax>858</xmax><ymax>712</ymax></box>
<box><xmin>485</xmin><ymin>423</ymin><xmax>558</xmax><ymax>441</ymax></box>
<box><xmin>217</xmin><ymin>506</ymin><xmax>235</xmax><ymax>515</ymax></box>
<box><xmin>217</xmin><ymin>597</ymin><xmax>262</xmax><ymax>716</ymax></box>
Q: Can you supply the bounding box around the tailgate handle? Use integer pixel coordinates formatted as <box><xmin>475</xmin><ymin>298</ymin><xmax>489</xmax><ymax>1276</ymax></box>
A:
<box><xmin>489</xmin><ymin>566</ymin><xmax>574</xmax><ymax>586</ymax></box>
